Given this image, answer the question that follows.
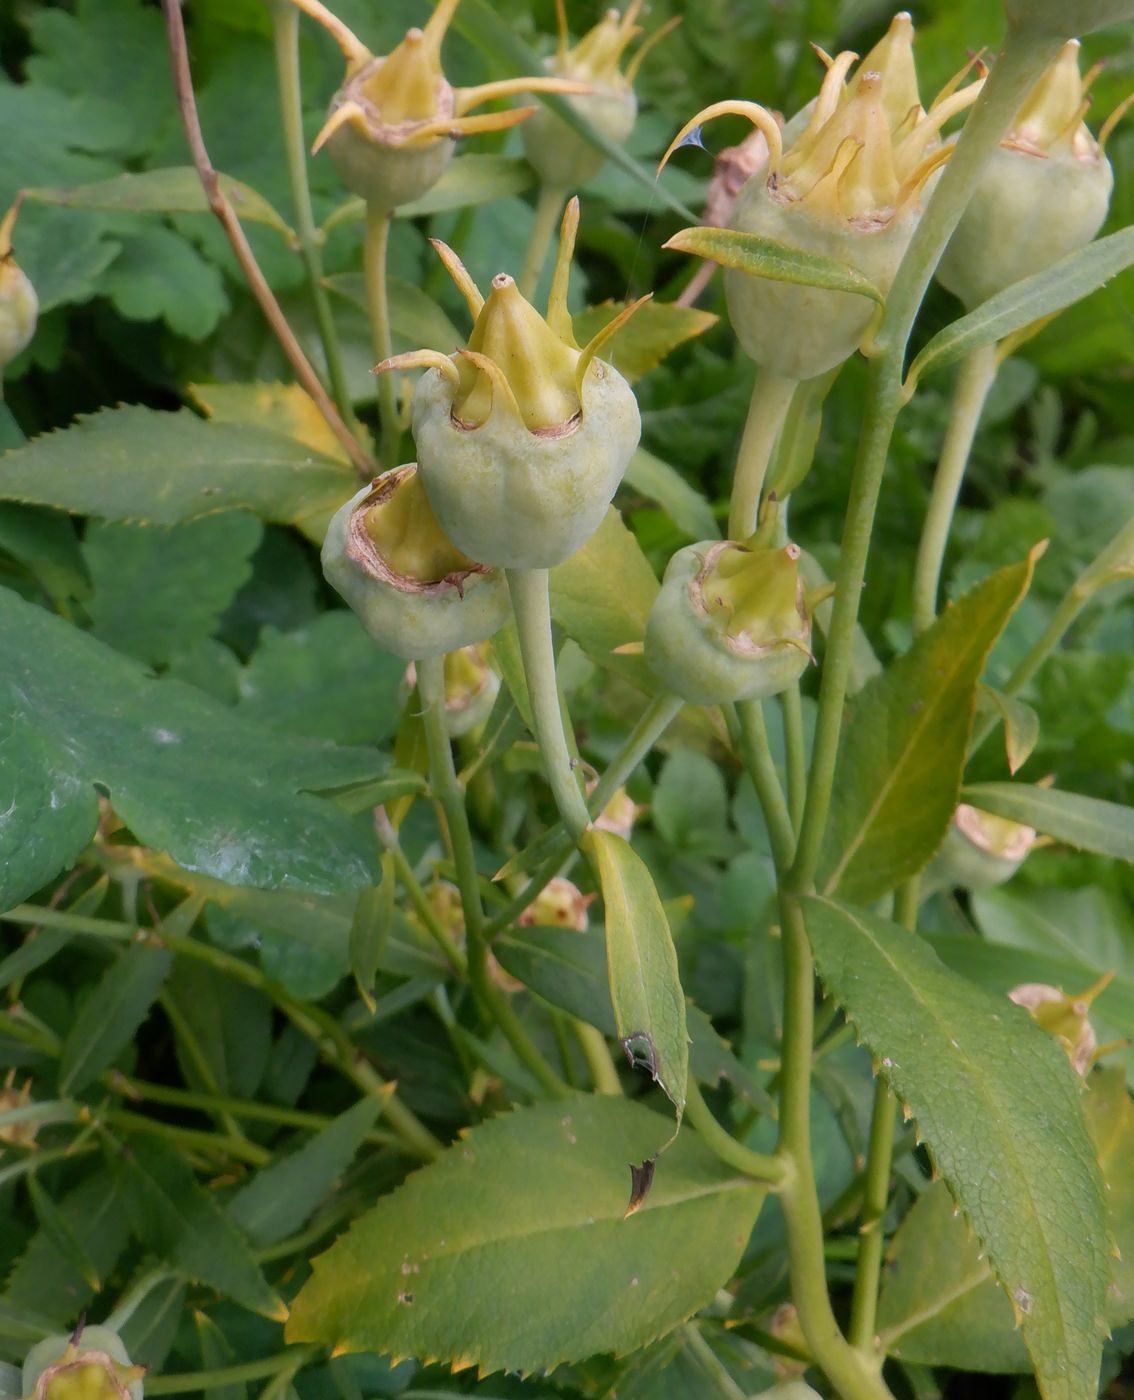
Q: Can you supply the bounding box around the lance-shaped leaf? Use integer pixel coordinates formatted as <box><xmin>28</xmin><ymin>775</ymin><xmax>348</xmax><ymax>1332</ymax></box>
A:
<box><xmin>962</xmin><ymin>782</ymin><xmax>1134</xmax><ymax>863</ymax></box>
<box><xmin>663</xmin><ymin>227</ymin><xmax>884</xmax><ymax>303</ymax></box>
<box><xmin>285</xmin><ymin>1095</ymin><xmax>766</xmax><ymax>1374</ymax></box>
<box><xmin>589</xmin><ymin>830</ymin><xmax>688</xmax><ymax>1121</ymax></box>
<box><xmin>819</xmin><ymin>550</ymin><xmax>1039</xmax><ymax>904</ymax></box>
<box><xmin>802</xmin><ymin>895</ymin><xmax>1110</xmax><ymax>1400</ymax></box>
<box><xmin>907</xmin><ymin>227</ymin><xmax>1134</xmax><ymax>389</ymax></box>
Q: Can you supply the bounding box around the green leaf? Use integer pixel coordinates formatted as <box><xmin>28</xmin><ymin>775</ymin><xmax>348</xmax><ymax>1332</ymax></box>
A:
<box><xmin>285</xmin><ymin>1095</ymin><xmax>766</xmax><ymax>1372</ymax></box>
<box><xmin>113</xmin><ymin>1139</ymin><xmax>283</xmax><ymax>1319</ymax></box>
<box><xmin>83</xmin><ymin>513</ymin><xmax>263</xmax><ymax>667</ymax></box>
<box><xmin>0</xmin><ymin>407</ymin><xmax>357</xmax><ymax>542</ymax></box>
<box><xmin>165</xmin><ymin>958</ymin><xmax>271</xmax><ymax>1100</ymax></box>
<box><xmin>977</xmin><ymin>685</ymin><xmax>1040</xmax><ymax>775</ymax></box>
<box><xmin>653</xmin><ymin>750</ymin><xmax>730</xmax><ymax>854</ymax></box>
<box><xmin>819</xmin><ymin>552</ymin><xmax>1038</xmax><ymax>904</ymax></box>
<box><xmin>324</xmin><ymin>274</ymin><xmax>463</xmax><ymax>355</ymax></box>
<box><xmin>0</xmin><ymin>504</ymin><xmax>90</xmax><ymax>606</ymax></box>
<box><xmin>100</xmin><ymin>228</ymin><xmax>230</xmax><ymax>341</ymax></box>
<box><xmin>877</xmin><ymin>1179</ymin><xmax>1027</xmax><ymax>1373</ymax></box>
<box><xmin>117</xmin><ymin>1275</ymin><xmax>185</xmax><ymax>1372</ymax></box>
<box><xmin>1084</xmin><ymin>1067</ymin><xmax>1134</xmax><ymax>1327</ymax></box>
<box><xmin>663</xmin><ymin>227</ymin><xmax>884</xmax><ymax>303</ymax></box>
<box><xmin>0</xmin><ymin>586</ymin><xmax>383</xmax><ymax>909</ymax></box>
<box><xmin>623</xmin><ymin>449</ymin><xmax>720</xmax><ymax>543</ymax></box>
<box><xmin>58</xmin><ymin>943</ymin><xmax>173</xmax><ymax>1095</ymax></box>
<box><xmin>235</xmin><ymin>613</ymin><xmax>406</xmax><ymax>748</ymax></box>
<box><xmin>962</xmin><ymin>782</ymin><xmax>1134</xmax><ymax>863</ymax></box>
<box><xmin>571</xmin><ymin>302</ymin><xmax>718</xmax><ymax>383</ymax></box>
<box><xmin>228</xmin><ymin>1099</ymin><xmax>381</xmax><ymax>1248</ymax></box>
<box><xmin>550</xmin><ymin>507</ymin><xmax>660</xmax><ymax>691</ymax></box>
<box><xmin>193</xmin><ymin>1313</ymin><xmax>244</xmax><ymax>1400</ymax></box>
<box><xmin>907</xmin><ymin>227</ymin><xmax>1134</xmax><ymax>388</ymax></box>
<box><xmin>802</xmin><ymin>895</ymin><xmax>1110</xmax><ymax>1400</ymax></box>
<box><xmin>27</xmin><ymin>168</ymin><xmax>293</xmax><ymax>238</ymax></box>
<box><xmin>325</xmin><ymin>155</ymin><xmax>535</xmax><ymax>230</ymax></box>
<box><xmin>590</xmin><ymin>830</ymin><xmax>688</xmax><ymax>1120</ymax></box>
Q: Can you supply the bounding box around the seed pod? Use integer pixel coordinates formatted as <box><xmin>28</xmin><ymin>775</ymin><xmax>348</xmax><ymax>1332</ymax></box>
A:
<box><xmin>938</xmin><ymin>41</ymin><xmax>1123</xmax><ymax>308</ymax></box>
<box><xmin>22</xmin><ymin>1328</ymin><xmax>145</xmax><ymax>1400</ymax></box>
<box><xmin>660</xmin><ymin>14</ymin><xmax>985</xmax><ymax>379</ymax></box>
<box><xmin>294</xmin><ymin>0</ymin><xmax>587</xmax><ymax>211</ymax></box>
<box><xmin>1009</xmin><ymin>973</ymin><xmax>1113</xmax><ymax>1075</ymax></box>
<box><xmin>522</xmin><ymin>1</ymin><xmax>678</xmax><ymax>190</ymax></box>
<box><xmin>404</xmin><ymin>643</ymin><xmax>501</xmax><ymax>736</ymax></box>
<box><xmin>322</xmin><ymin>464</ymin><xmax>509</xmax><ymax>659</ymax></box>
<box><xmin>380</xmin><ymin>199</ymin><xmax>645</xmax><ymax>569</ymax></box>
<box><xmin>645</xmin><ymin>536</ymin><xmax>812</xmax><ymax>705</ymax></box>
<box><xmin>0</xmin><ymin>202</ymin><xmax>37</xmax><ymax>370</ymax></box>
<box><xmin>517</xmin><ymin>876</ymin><xmax>593</xmax><ymax>931</ymax></box>
<box><xmin>929</xmin><ymin>801</ymin><xmax>1037</xmax><ymax>891</ymax></box>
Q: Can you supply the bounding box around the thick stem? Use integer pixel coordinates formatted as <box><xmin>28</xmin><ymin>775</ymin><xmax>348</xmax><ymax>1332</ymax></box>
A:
<box><xmin>365</xmin><ymin>200</ymin><xmax>400</xmax><ymax>470</ymax></box>
<box><xmin>735</xmin><ymin>700</ymin><xmax>796</xmax><ymax>874</ymax></box>
<box><xmin>417</xmin><ymin>656</ymin><xmax>570</xmax><ymax>1097</ymax></box>
<box><xmin>160</xmin><ymin>0</ymin><xmax>372</xmax><ymax>477</ymax></box>
<box><xmin>684</xmin><ymin>1078</ymin><xmax>784</xmax><ymax>1184</ymax></box>
<box><xmin>729</xmin><ymin>371</ymin><xmax>799</xmax><ymax>539</ymax></box>
<box><xmin>269</xmin><ymin>0</ymin><xmax>355</xmax><ymax>428</ymax></box>
<box><xmin>911</xmin><ymin>343</ymin><xmax>1000</xmax><ymax>634</ymax></box>
<box><xmin>780</xmin><ymin>683</ymin><xmax>808</xmax><ymax>834</ymax></box>
<box><xmin>506</xmin><ymin>569</ymin><xmax>591</xmax><ymax>840</ymax></box>
<box><xmin>519</xmin><ymin>184</ymin><xmax>567</xmax><ymax>302</ymax></box>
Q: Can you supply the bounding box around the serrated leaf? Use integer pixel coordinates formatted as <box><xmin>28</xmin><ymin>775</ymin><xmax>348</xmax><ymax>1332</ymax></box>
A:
<box><xmin>550</xmin><ymin>507</ymin><xmax>660</xmax><ymax>692</ymax></box>
<box><xmin>623</xmin><ymin>449</ymin><xmax>719</xmax><ymax>543</ymax></box>
<box><xmin>1084</xmin><ymin>1067</ymin><xmax>1134</xmax><ymax>1326</ymax></box>
<box><xmin>801</xmin><ymin>895</ymin><xmax>1109</xmax><ymax>1400</ymax></box>
<box><xmin>663</xmin><ymin>227</ymin><xmax>884</xmax><ymax>303</ymax></box>
<box><xmin>27</xmin><ymin>168</ymin><xmax>293</xmax><ymax>238</ymax></box>
<box><xmin>0</xmin><ymin>407</ymin><xmax>357</xmax><ymax>542</ymax></box>
<box><xmin>113</xmin><ymin>1139</ymin><xmax>283</xmax><ymax>1319</ymax></box>
<box><xmin>235</xmin><ymin>613</ymin><xmax>405</xmax><ymax>748</ymax></box>
<box><xmin>590</xmin><ymin>831</ymin><xmax>688</xmax><ymax>1119</ymax></box>
<box><xmin>0</xmin><ymin>505</ymin><xmax>90</xmax><ymax>606</ymax></box>
<box><xmin>0</xmin><ymin>586</ymin><xmax>383</xmax><ymax>909</ymax></box>
<box><xmin>101</xmin><ymin>228</ymin><xmax>229</xmax><ymax>341</ymax></box>
<box><xmin>572</xmin><ymin>301</ymin><xmax>718</xmax><ymax>383</ymax></box>
<box><xmin>165</xmin><ymin>958</ymin><xmax>271</xmax><ymax>1100</ymax></box>
<box><xmin>962</xmin><ymin>782</ymin><xmax>1134</xmax><ymax>862</ymax></box>
<box><xmin>228</xmin><ymin>1099</ymin><xmax>381</xmax><ymax>1248</ymax></box>
<box><xmin>819</xmin><ymin>552</ymin><xmax>1038</xmax><ymax>904</ymax></box>
<box><xmin>26</xmin><ymin>1177</ymin><xmax>102</xmax><ymax>1292</ymax></box>
<box><xmin>194</xmin><ymin>1312</ymin><xmax>244</xmax><ymax>1400</ymax></box>
<box><xmin>117</xmin><ymin>1274</ymin><xmax>185</xmax><ymax>1372</ymax></box>
<box><xmin>907</xmin><ymin>227</ymin><xmax>1134</xmax><ymax>388</ymax></box>
<box><xmin>324</xmin><ymin>273</ymin><xmax>463</xmax><ymax>355</ymax></box>
<box><xmin>188</xmin><ymin>382</ymin><xmax>349</xmax><ymax>461</ymax></box>
<box><xmin>285</xmin><ymin>1096</ymin><xmax>765</xmax><ymax>1372</ymax></box>
<box><xmin>58</xmin><ymin>943</ymin><xmax>173</xmax><ymax>1095</ymax></box>
<box><xmin>83</xmin><ymin>513</ymin><xmax>263</xmax><ymax>667</ymax></box>
<box><xmin>977</xmin><ymin>686</ymin><xmax>1040</xmax><ymax>775</ymax></box>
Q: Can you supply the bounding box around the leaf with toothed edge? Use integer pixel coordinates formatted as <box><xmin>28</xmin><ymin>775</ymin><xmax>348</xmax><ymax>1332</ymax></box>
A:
<box><xmin>801</xmin><ymin>895</ymin><xmax>1110</xmax><ymax>1400</ymax></box>
<box><xmin>284</xmin><ymin>1095</ymin><xmax>766</xmax><ymax>1374</ymax></box>
<box><xmin>664</xmin><ymin>226</ymin><xmax>885</xmax><ymax>302</ymax></box>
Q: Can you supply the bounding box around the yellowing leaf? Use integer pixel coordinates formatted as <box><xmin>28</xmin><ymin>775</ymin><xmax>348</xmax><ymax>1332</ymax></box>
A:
<box><xmin>573</xmin><ymin>300</ymin><xmax>717</xmax><ymax>382</ymax></box>
<box><xmin>190</xmin><ymin>381</ymin><xmax>349</xmax><ymax>463</ymax></box>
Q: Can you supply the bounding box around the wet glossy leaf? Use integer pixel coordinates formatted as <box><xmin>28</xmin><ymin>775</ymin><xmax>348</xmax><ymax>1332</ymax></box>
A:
<box><xmin>285</xmin><ymin>1096</ymin><xmax>765</xmax><ymax>1372</ymax></box>
<box><xmin>590</xmin><ymin>830</ymin><xmax>688</xmax><ymax>1120</ymax></box>
<box><xmin>0</xmin><ymin>586</ymin><xmax>383</xmax><ymax>910</ymax></box>
<box><xmin>664</xmin><ymin>227</ymin><xmax>884</xmax><ymax>302</ymax></box>
<box><xmin>820</xmin><ymin>552</ymin><xmax>1038</xmax><ymax>904</ymax></box>
<box><xmin>962</xmin><ymin>782</ymin><xmax>1134</xmax><ymax>862</ymax></box>
<box><xmin>803</xmin><ymin>896</ymin><xmax>1109</xmax><ymax>1400</ymax></box>
<box><xmin>0</xmin><ymin>407</ymin><xmax>356</xmax><ymax>542</ymax></box>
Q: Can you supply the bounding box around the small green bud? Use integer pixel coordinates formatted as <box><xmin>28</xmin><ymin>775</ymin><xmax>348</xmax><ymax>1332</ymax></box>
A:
<box><xmin>22</xmin><ymin>1328</ymin><xmax>145</xmax><ymax>1400</ymax></box>
<box><xmin>927</xmin><ymin>801</ymin><xmax>1037</xmax><ymax>892</ymax></box>
<box><xmin>645</xmin><ymin>536</ymin><xmax>812</xmax><ymax>705</ymax></box>
<box><xmin>661</xmin><ymin>15</ymin><xmax>985</xmax><ymax>378</ymax></box>
<box><xmin>521</xmin><ymin>1</ymin><xmax>677</xmax><ymax>190</ymax></box>
<box><xmin>403</xmin><ymin>643</ymin><xmax>501</xmax><ymax>736</ymax></box>
<box><xmin>938</xmin><ymin>41</ymin><xmax>1122</xmax><ymax>308</ymax></box>
<box><xmin>1009</xmin><ymin>973</ymin><xmax>1113</xmax><ymax>1075</ymax></box>
<box><xmin>0</xmin><ymin>202</ymin><xmax>37</xmax><ymax>370</ymax></box>
<box><xmin>321</xmin><ymin>464</ymin><xmax>509</xmax><ymax>659</ymax></box>
<box><xmin>381</xmin><ymin>199</ymin><xmax>644</xmax><ymax>569</ymax></box>
<box><xmin>298</xmin><ymin>0</ymin><xmax>586</xmax><ymax>210</ymax></box>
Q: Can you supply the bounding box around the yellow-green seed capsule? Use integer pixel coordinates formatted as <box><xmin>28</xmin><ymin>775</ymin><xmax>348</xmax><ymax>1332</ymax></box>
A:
<box><xmin>22</xmin><ymin>1329</ymin><xmax>145</xmax><ymax>1400</ymax></box>
<box><xmin>379</xmin><ymin>199</ymin><xmax>645</xmax><ymax>569</ymax></box>
<box><xmin>645</xmin><ymin>536</ymin><xmax>812</xmax><ymax>705</ymax></box>
<box><xmin>403</xmin><ymin>643</ymin><xmax>501</xmax><ymax>736</ymax></box>
<box><xmin>321</xmin><ymin>464</ymin><xmax>510</xmax><ymax>658</ymax></box>
<box><xmin>938</xmin><ymin>41</ymin><xmax>1122</xmax><ymax>308</ymax></box>
<box><xmin>1008</xmin><ymin>973</ymin><xmax>1113</xmax><ymax>1075</ymax></box>
<box><xmin>0</xmin><ymin>202</ymin><xmax>37</xmax><ymax>370</ymax></box>
<box><xmin>926</xmin><ymin>801</ymin><xmax>1037</xmax><ymax>892</ymax></box>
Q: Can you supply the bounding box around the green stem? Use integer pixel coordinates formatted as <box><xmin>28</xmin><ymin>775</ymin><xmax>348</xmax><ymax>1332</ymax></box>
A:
<box><xmin>269</xmin><ymin>0</ymin><xmax>355</xmax><ymax>428</ymax></box>
<box><xmin>848</xmin><ymin>877</ymin><xmax>917</xmax><ymax>1353</ymax></box>
<box><xmin>365</xmin><ymin>200</ymin><xmax>399</xmax><ymax>470</ymax></box>
<box><xmin>506</xmin><ymin>569</ymin><xmax>591</xmax><ymax>840</ymax></box>
<box><xmin>104</xmin><ymin>1107</ymin><xmax>271</xmax><ymax>1166</ymax></box>
<box><xmin>417</xmin><ymin>655</ymin><xmax>570</xmax><ymax>1098</ymax></box>
<box><xmin>574</xmin><ymin>1021</ymin><xmax>623</xmax><ymax>1094</ymax></box>
<box><xmin>734</xmin><ymin>700</ymin><xmax>795</xmax><ymax>873</ymax></box>
<box><xmin>144</xmin><ymin>1351</ymin><xmax>320</xmax><ymax>1396</ymax></box>
<box><xmin>684</xmin><ymin>1079</ymin><xmax>784</xmax><ymax>1184</ymax></box>
<box><xmin>377</xmin><ymin>824</ymin><xmax>468</xmax><ymax>977</ymax></box>
<box><xmin>911</xmin><ymin>343</ymin><xmax>1000</xmax><ymax>634</ymax></box>
<box><xmin>780</xmin><ymin>683</ymin><xmax>808</xmax><ymax>834</ymax></box>
<box><xmin>729</xmin><ymin>371</ymin><xmax>799</xmax><ymax>539</ymax></box>
<box><xmin>158</xmin><ymin>988</ymin><xmax>257</xmax><ymax>1155</ymax></box>
<box><xmin>681</xmin><ymin>1323</ymin><xmax>748</xmax><ymax>1400</ymax></box>
<box><xmin>482</xmin><ymin>691</ymin><xmax>683</xmax><ymax>939</ymax></box>
<box><xmin>102</xmin><ymin>1268</ymin><xmax>178</xmax><ymax>1334</ymax></box>
<box><xmin>518</xmin><ymin>184</ymin><xmax>567</xmax><ymax>302</ymax></box>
